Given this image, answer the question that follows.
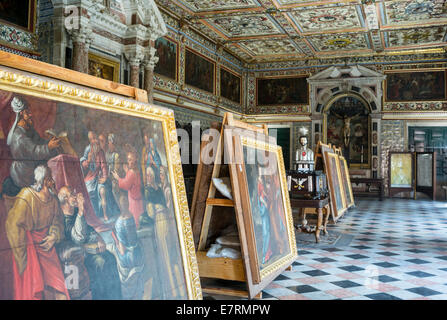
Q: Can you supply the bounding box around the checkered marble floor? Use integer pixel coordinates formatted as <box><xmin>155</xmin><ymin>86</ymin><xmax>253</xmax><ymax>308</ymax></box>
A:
<box><xmin>261</xmin><ymin>199</ymin><xmax>447</xmax><ymax>300</ymax></box>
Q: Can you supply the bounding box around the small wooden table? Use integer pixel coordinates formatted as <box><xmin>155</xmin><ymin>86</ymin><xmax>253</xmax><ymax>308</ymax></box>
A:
<box><xmin>289</xmin><ymin>196</ymin><xmax>330</xmax><ymax>243</ymax></box>
<box><xmin>351</xmin><ymin>178</ymin><xmax>384</xmax><ymax>201</ymax></box>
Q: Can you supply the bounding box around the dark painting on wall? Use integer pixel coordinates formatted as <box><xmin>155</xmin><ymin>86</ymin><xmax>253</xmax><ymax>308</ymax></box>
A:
<box><xmin>385</xmin><ymin>70</ymin><xmax>446</xmax><ymax>102</ymax></box>
<box><xmin>0</xmin><ymin>0</ymin><xmax>34</xmax><ymax>31</ymax></box>
<box><xmin>220</xmin><ymin>68</ymin><xmax>241</xmax><ymax>104</ymax></box>
<box><xmin>154</xmin><ymin>37</ymin><xmax>177</xmax><ymax>81</ymax></box>
<box><xmin>257</xmin><ymin>76</ymin><xmax>308</xmax><ymax>106</ymax></box>
<box><xmin>185</xmin><ymin>49</ymin><xmax>215</xmax><ymax>94</ymax></box>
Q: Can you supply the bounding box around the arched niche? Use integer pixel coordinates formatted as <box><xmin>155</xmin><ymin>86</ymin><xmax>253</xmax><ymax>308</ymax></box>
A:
<box><xmin>308</xmin><ymin>65</ymin><xmax>385</xmax><ymax>178</ymax></box>
<box><xmin>323</xmin><ymin>93</ymin><xmax>371</xmax><ymax>168</ymax></box>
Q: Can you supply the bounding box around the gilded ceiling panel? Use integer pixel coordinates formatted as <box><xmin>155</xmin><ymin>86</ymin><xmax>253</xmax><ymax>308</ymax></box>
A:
<box><xmin>385</xmin><ymin>26</ymin><xmax>447</xmax><ymax>47</ymax></box>
<box><xmin>203</xmin><ymin>14</ymin><xmax>283</xmax><ymax>38</ymax></box>
<box><xmin>287</xmin><ymin>5</ymin><xmax>363</xmax><ymax>33</ymax></box>
<box><xmin>175</xmin><ymin>0</ymin><xmax>261</xmax><ymax>12</ymax></box>
<box><xmin>382</xmin><ymin>0</ymin><xmax>447</xmax><ymax>26</ymax></box>
<box><xmin>307</xmin><ymin>32</ymin><xmax>370</xmax><ymax>52</ymax></box>
<box><xmin>237</xmin><ymin>38</ymin><xmax>302</xmax><ymax>56</ymax></box>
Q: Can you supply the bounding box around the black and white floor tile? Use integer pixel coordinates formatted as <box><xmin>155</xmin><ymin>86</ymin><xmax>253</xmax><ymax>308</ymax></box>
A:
<box><xmin>261</xmin><ymin>199</ymin><xmax>447</xmax><ymax>300</ymax></box>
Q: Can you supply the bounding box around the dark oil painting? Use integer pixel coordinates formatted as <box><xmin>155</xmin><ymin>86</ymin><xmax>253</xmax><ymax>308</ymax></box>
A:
<box><xmin>220</xmin><ymin>68</ymin><xmax>241</xmax><ymax>104</ymax></box>
<box><xmin>185</xmin><ymin>49</ymin><xmax>215</xmax><ymax>94</ymax></box>
<box><xmin>154</xmin><ymin>37</ymin><xmax>177</xmax><ymax>81</ymax></box>
<box><xmin>0</xmin><ymin>0</ymin><xmax>33</xmax><ymax>30</ymax></box>
<box><xmin>257</xmin><ymin>76</ymin><xmax>308</xmax><ymax>106</ymax></box>
<box><xmin>386</xmin><ymin>71</ymin><xmax>446</xmax><ymax>102</ymax></box>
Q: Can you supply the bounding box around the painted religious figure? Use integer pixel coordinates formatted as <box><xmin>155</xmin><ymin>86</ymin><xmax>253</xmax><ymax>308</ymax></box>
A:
<box><xmin>0</xmin><ymin>91</ymin><xmax>190</xmax><ymax>300</ymax></box>
<box><xmin>327</xmin><ymin>96</ymin><xmax>369</xmax><ymax>166</ymax></box>
<box><xmin>244</xmin><ymin>146</ymin><xmax>290</xmax><ymax>271</ymax></box>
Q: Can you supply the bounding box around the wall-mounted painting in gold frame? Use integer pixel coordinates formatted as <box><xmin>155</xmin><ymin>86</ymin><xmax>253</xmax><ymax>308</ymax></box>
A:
<box><xmin>88</xmin><ymin>52</ymin><xmax>120</xmax><ymax>82</ymax></box>
<box><xmin>0</xmin><ymin>63</ymin><xmax>201</xmax><ymax>300</ymax></box>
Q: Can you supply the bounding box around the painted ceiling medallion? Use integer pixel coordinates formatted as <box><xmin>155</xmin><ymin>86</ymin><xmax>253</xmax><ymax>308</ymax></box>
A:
<box><xmin>310</xmin><ymin>14</ymin><xmax>341</xmax><ymax>23</ymax></box>
<box><xmin>327</xmin><ymin>38</ymin><xmax>352</xmax><ymax>48</ymax></box>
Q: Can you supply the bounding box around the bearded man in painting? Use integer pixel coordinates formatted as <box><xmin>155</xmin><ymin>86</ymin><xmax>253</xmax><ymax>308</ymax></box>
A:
<box><xmin>2</xmin><ymin>97</ymin><xmax>61</xmax><ymax>197</ymax></box>
<box><xmin>6</xmin><ymin>165</ymin><xmax>69</xmax><ymax>300</ymax></box>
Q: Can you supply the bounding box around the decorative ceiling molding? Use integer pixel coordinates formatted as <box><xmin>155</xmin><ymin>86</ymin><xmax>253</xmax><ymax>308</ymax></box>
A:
<box><xmin>153</xmin><ymin>0</ymin><xmax>447</xmax><ymax>64</ymax></box>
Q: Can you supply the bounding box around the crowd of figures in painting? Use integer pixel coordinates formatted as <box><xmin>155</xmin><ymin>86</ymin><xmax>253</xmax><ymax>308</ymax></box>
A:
<box><xmin>0</xmin><ymin>92</ymin><xmax>187</xmax><ymax>300</ymax></box>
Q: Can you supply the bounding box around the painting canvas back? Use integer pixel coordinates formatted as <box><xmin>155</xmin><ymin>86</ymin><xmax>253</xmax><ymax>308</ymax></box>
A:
<box><xmin>0</xmin><ymin>67</ymin><xmax>201</xmax><ymax>300</ymax></box>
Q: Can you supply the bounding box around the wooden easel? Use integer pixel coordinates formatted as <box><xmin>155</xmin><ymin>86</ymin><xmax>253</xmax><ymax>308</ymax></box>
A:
<box><xmin>191</xmin><ymin>112</ymin><xmax>292</xmax><ymax>299</ymax></box>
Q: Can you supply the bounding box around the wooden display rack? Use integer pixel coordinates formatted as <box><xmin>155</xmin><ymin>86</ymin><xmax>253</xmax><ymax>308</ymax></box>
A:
<box><xmin>190</xmin><ymin>112</ymin><xmax>292</xmax><ymax>299</ymax></box>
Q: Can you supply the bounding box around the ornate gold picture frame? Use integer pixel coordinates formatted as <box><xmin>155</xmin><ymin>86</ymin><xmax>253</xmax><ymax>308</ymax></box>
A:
<box><xmin>0</xmin><ymin>65</ymin><xmax>201</xmax><ymax>300</ymax></box>
<box><xmin>232</xmin><ymin>131</ymin><xmax>297</xmax><ymax>287</ymax></box>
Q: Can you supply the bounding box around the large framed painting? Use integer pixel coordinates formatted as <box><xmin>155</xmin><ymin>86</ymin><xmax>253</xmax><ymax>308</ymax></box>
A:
<box><xmin>338</xmin><ymin>154</ymin><xmax>354</xmax><ymax>209</ymax></box>
<box><xmin>256</xmin><ymin>76</ymin><xmax>308</xmax><ymax>106</ymax></box>
<box><xmin>0</xmin><ymin>65</ymin><xmax>201</xmax><ymax>300</ymax></box>
<box><xmin>323</xmin><ymin>151</ymin><xmax>347</xmax><ymax>219</ymax></box>
<box><xmin>88</xmin><ymin>53</ymin><xmax>120</xmax><ymax>82</ymax></box>
<box><xmin>0</xmin><ymin>0</ymin><xmax>36</xmax><ymax>32</ymax></box>
<box><xmin>231</xmin><ymin>131</ymin><xmax>297</xmax><ymax>288</ymax></box>
<box><xmin>389</xmin><ymin>152</ymin><xmax>414</xmax><ymax>198</ymax></box>
<box><xmin>185</xmin><ymin>48</ymin><xmax>215</xmax><ymax>94</ymax></box>
<box><xmin>220</xmin><ymin>67</ymin><xmax>241</xmax><ymax>104</ymax></box>
<box><xmin>154</xmin><ymin>37</ymin><xmax>178</xmax><ymax>81</ymax></box>
<box><xmin>326</xmin><ymin>95</ymin><xmax>370</xmax><ymax>168</ymax></box>
<box><xmin>385</xmin><ymin>70</ymin><xmax>446</xmax><ymax>102</ymax></box>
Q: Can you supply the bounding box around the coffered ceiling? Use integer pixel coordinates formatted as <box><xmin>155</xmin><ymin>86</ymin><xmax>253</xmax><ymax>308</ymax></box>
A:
<box><xmin>154</xmin><ymin>0</ymin><xmax>447</xmax><ymax>63</ymax></box>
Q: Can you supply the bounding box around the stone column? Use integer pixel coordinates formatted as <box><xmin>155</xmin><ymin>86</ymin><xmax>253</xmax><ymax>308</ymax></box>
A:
<box><xmin>68</xmin><ymin>26</ymin><xmax>93</xmax><ymax>73</ymax></box>
<box><xmin>143</xmin><ymin>49</ymin><xmax>159</xmax><ymax>104</ymax></box>
<box><xmin>129</xmin><ymin>57</ymin><xmax>141</xmax><ymax>88</ymax></box>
